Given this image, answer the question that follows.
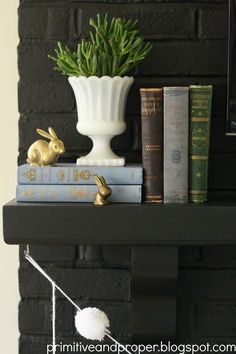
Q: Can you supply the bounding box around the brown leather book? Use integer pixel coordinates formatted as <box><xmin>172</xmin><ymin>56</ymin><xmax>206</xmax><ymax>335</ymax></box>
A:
<box><xmin>140</xmin><ymin>88</ymin><xmax>163</xmax><ymax>203</ymax></box>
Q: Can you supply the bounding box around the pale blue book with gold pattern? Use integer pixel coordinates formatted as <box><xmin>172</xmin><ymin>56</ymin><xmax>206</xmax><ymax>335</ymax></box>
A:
<box><xmin>16</xmin><ymin>184</ymin><xmax>142</xmax><ymax>203</ymax></box>
<box><xmin>17</xmin><ymin>163</ymin><xmax>143</xmax><ymax>185</ymax></box>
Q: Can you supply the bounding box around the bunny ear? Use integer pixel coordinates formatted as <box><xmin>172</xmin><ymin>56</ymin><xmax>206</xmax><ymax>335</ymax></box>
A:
<box><xmin>99</xmin><ymin>176</ymin><xmax>107</xmax><ymax>186</ymax></box>
<box><xmin>48</xmin><ymin>127</ymin><xmax>58</xmax><ymax>140</ymax></box>
<box><xmin>36</xmin><ymin>129</ymin><xmax>52</xmax><ymax>140</ymax></box>
<box><xmin>94</xmin><ymin>175</ymin><xmax>103</xmax><ymax>187</ymax></box>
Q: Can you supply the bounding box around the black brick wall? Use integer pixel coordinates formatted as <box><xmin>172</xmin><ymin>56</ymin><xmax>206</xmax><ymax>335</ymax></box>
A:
<box><xmin>18</xmin><ymin>0</ymin><xmax>236</xmax><ymax>353</ymax></box>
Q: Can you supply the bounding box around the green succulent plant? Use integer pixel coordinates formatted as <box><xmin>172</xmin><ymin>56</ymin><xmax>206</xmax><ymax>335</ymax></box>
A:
<box><xmin>48</xmin><ymin>14</ymin><xmax>152</xmax><ymax>77</ymax></box>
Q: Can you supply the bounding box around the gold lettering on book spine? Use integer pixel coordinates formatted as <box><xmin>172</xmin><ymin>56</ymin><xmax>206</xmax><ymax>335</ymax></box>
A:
<box><xmin>191</xmin><ymin>117</ymin><xmax>209</xmax><ymax>122</ymax></box>
<box><xmin>141</xmin><ymin>93</ymin><xmax>162</xmax><ymax>115</ymax></box>
<box><xmin>190</xmin><ymin>190</ymin><xmax>207</xmax><ymax>194</ymax></box>
<box><xmin>56</xmin><ymin>170</ymin><xmax>65</xmax><ymax>182</ymax></box>
<box><xmin>23</xmin><ymin>169</ymin><xmax>36</xmax><ymax>182</ymax></box>
<box><xmin>71</xmin><ymin>187</ymin><xmax>90</xmax><ymax>200</ymax></box>
<box><xmin>22</xmin><ymin>188</ymin><xmax>34</xmax><ymax>199</ymax></box>
<box><xmin>191</xmin><ymin>156</ymin><xmax>208</xmax><ymax>160</ymax></box>
<box><xmin>73</xmin><ymin>169</ymin><xmax>92</xmax><ymax>182</ymax></box>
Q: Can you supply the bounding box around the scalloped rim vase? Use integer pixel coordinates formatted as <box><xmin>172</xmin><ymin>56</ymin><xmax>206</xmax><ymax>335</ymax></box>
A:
<box><xmin>68</xmin><ymin>76</ymin><xmax>134</xmax><ymax>166</ymax></box>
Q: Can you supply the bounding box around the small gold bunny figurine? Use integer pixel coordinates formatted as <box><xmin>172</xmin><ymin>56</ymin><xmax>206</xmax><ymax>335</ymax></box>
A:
<box><xmin>27</xmin><ymin>127</ymin><xmax>65</xmax><ymax>166</ymax></box>
<box><xmin>93</xmin><ymin>175</ymin><xmax>112</xmax><ymax>206</ymax></box>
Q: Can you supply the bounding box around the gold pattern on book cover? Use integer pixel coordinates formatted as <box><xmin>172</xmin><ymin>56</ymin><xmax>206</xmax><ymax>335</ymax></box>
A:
<box><xmin>73</xmin><ymin>169</ymin><xmax>92</xmax><ymax>182</ymax></box>
<box><xmin>56</xmin><ymin>170</ymin><xmax>65</xmax><ymax>182</ymax></box>
<box><xmin>22</xmin><ymin>188</ymin><xmax>34</xmax><ymax>199</ymax></box>
<box><xmin>70</xmin><ymin>187</ymin><xmax>91</xmax><ymax>201</ymax></box>
<box><xmin>23</xmin><ymin>169</ymin><xmax>36</xmax><ymax>182</ymax></box>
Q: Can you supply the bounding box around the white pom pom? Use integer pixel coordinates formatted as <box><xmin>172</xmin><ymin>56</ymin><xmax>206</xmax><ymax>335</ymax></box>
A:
<box><xmin>75</xmin><ymin>307</ymin><xmax>110</xmax><ymax>341</ymax></box>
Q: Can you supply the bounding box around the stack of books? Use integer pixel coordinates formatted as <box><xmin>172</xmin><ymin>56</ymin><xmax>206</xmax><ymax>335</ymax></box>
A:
<box><xmin>16</xmin><ymin>164</ymin><xmax>143</xmax><ymax>203</ymax></box>
<box><xmin>141</xmin><ymin>85</ymin><xmax>213</xmax><ymax>204</ymax></box>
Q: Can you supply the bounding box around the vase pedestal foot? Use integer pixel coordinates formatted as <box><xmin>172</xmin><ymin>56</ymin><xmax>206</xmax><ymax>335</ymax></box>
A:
<box><xmin>77</xmin><ymin>156</ymin><xmax>125</xmax><ymax>166</ymax></box>
<box><xmin>77</xmin><ymin>136</ymin><xmax>125</xmax><ymax>166</ymax></box>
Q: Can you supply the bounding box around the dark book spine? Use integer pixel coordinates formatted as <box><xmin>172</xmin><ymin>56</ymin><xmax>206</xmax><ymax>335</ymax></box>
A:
<box><xmin>140</xmin><ymin>88</ymin><xmax>163</xmax><ymax>203</ymax></box>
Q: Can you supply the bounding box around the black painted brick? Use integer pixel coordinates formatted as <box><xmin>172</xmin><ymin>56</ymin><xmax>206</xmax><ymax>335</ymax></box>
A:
<box><xmin>179</xmin><ymin>246</ymin><xmax>202</xmax><ymax>268</ymax></box>
<box><xmin>18</xmin><ymin>40</ymin><xmax>227</xmax><ymax>78</ymax></box>
<box><xmin>19</xmin><ymin>268</ymin><xmax>130</xmax><ymax>301</ymax></box>
<box><xmin>198</xmin><ymin>8</ymin><xmax>228</xmax><ymax>39</ymax></box>
<box><xmin>19</xmin><ymin>245</ymin><xmax>76</xmax><ymax>263</ymax></box>
<box><xmin>19</xmin><ymin>6</ymin><xmax>69</xmax><ymax>40</ymax></box>
<box><xmin>208</xmin><ymin>153</ymin><xmax>236</xmax><ymax>190</ymax></box>
<box><xmin>201</xmin><ymin>246</ymin><xmax>236</xmax><ymax>268</ymax></box>
<box><xmin>18</xmin><ymin>41</ymin><xmax>59</xmax><ymax>77</ymax></box>
<box><xmin>102</xmin><ymin>246</ymin><xmax>131</xmax><ymax>266</ymax></box>
<box><xmin>77</xmin><ymin>246</ymin><xmax>103</xmax><ymax>264</ymax></box>
<box><xmin>196</xmin><ymin>304</ymin><xmax>236</xmax><ymax>336</ymax></box>
<box><xmin>19</xmin><ymin>336</ymin><xmax>47</xmax><ymax>354</ymax></box>
<box><xmin>47</xmin><ymin>7</ymin><xmax>70</xmax><ymax>40</ymax></box>
<box><xmin>178</xmin><ymin>270</ymin><xmax>236</xmax><ymax>299</ymax></box>
<box><xmin>179</xmin><ymin>246</ymin><xmax>236</xmax><ymax>269</ymax></box>
<box><xmin>137</xmin><ymin>40</ymin><xmax>227</xmax><ymax>77</ymax></box>
<box><xmin>177</xmin><ymin>300</ymin><xmax>236</xmax><ymax>339</ymax></box>
<box><xmin>71</xmin><ymin>4</ymin><xmax>196</xmax><ymax>41</ymax></box>
<box><xmin>18</xmin><ymin>6</ymin><xmax>48</xmax><ymax>39</ymax></box>
<box><xmin>75</xmin><ymin>245</ymin><xmax>131</xmax><ymax>268</ymax></box>
<box><xmin>18</xmin><ymin>80</ymin><xmax>75</xmax><ymax>113</ymax></box>
<box><xmin>211</xmin><ymin>115</ymin><xmax>234</xmax><ymax>153</ymax></box>
<box><xmin>176</xmin><ymin>300</ymin><xmax>196</xmax><ymax>338</ymax></box>
<box><xmin>19</xmin><ymin>299</ymin><xmax>74</xmax><ymax>335</ymax></box>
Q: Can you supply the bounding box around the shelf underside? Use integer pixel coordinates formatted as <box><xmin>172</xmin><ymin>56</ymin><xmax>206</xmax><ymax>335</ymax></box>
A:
<box><xmin>3</xmin><ymin>199</ymin><xmax>236</xmax><ymax>245</ymax></box>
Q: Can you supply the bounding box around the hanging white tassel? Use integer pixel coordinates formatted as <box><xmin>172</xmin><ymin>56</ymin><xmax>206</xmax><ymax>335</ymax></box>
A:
<box><xmin>75</xmin><ymin>307</ymin><xmax>110</xmax><ymax>341</ymax></box>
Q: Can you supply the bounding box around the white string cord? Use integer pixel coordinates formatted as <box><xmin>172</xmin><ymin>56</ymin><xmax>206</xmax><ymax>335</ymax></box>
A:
<box><xmin>52</xmin><ymin>282</ymin><xmax>56</xmax><ymax>354</ymax></box>
<box><xmin>25</xmin><ymin>252</ymin><xmax>81</xmax><ymax>311</ymax></box>
<box><xmin>24</xmin><ymin>250</ymin><xmax>134</xmax><ymax>354</ymax></box>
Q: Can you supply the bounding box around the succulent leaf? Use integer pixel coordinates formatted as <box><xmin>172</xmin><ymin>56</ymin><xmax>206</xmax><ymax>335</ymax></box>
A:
<box><xmin>48</xmin><ymin>14</ymin><xmax>152</xmax><ymax>77</ymax></box>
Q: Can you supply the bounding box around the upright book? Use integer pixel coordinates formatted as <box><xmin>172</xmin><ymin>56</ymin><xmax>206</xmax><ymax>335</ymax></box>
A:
<box><xmin>16</xmin><ymin>185</ymin><xmax>142</xmax><ymax>203</ymax></box>
<box><xmin>163</xmin><ymin>87</ymin><xmax>189</xmax><ymax>203</ymax></box>
<box><xmin>140</xmin><ymin>88</ymin><xmax>163</xmax><ymax>203</ymax></box>
<box><xmin>17</xmin><ymin>164</ymin><xmax>142</xmax><ymax>185</ymax></box>
<box><xmin>189</xmin><ymin>85</ymin><xmax>213</xmax><ymax>203</ymax></box>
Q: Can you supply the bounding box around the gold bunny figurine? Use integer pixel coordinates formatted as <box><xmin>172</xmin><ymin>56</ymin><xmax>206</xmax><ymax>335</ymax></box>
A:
<box><xmin>93</xmin><ymin>175</ymin><xmax>112</xmax><ymax>206</ymax></box>
<box><xmin>27</xmin><ymin>127</ymin><xmax>65</xmax><ymax>166</ymax></box>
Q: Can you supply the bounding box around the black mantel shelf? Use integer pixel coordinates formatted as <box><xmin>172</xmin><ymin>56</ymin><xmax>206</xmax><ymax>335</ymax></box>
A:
<box><xmin>3</xmin><ymin>199</ymin><xmax>236</xmax><ymax>245</ymax></box>
<box><xmin>4</xmin><ymin>198</ymin><xmax>236</xmax><ymax>343</ymax></box>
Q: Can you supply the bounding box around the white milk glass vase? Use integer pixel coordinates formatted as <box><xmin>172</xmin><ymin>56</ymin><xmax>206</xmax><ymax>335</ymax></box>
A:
<box><xmin>69</xmin><ymin>75</ymin><xmax>134</xmax><ymax>166</ymax></box>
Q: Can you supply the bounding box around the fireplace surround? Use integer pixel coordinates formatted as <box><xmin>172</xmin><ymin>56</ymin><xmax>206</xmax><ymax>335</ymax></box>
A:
<box><xmin>3</xmin><ymin>0</ymin><xmax>236</xmax><ymax>353</ymax></box>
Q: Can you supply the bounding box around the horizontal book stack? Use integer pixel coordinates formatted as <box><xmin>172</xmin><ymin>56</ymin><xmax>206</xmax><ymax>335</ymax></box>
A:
<box><xmin>141</xmin><ymin>85</ymin><xmax>213</xmax><ymax>204</ymax></box>
<box><xmin>16</xmin><ymin>164</ymin><xmax>143</xmax><ymax>203</ymax></box>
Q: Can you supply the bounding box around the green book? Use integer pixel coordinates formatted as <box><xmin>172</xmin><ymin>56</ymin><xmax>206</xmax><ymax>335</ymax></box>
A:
<box><xmin>189</xmin><ymin>85</ymin><xmax>213</xmax><ymax>203</ymax></box>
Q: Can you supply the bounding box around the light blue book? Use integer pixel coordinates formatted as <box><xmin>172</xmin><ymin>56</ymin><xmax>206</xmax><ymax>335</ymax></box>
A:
<box><xmin>16</xmin><ymin>184</ymin><xmax>142</xmax><ymax>203</ymax></box>
<box><xmin>17</xmin><ymin>163</ymin><xmax>143</xmax><ymax>185</ymax></box>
